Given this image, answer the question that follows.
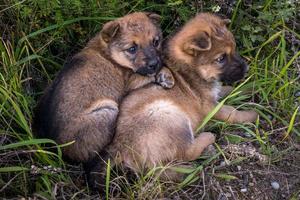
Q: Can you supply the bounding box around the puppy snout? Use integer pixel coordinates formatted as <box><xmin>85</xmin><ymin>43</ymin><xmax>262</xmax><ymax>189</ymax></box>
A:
<box><xmin>235</xmin><ymin>54</ymin><xmax>248</xmax><ymax>73</ymax></box>
<box><xmin>147</xmin><ymin>58</ymin><xmax>161</xmax><ymax>71</ymax></box>
<box><xmin>240</xmin><ymin>59</ymin><xmax>249</xmax><ymax>74</ymax></box>
<box><xmin>136</xmin><ymin>58</ymin><xmax>161</xmax><ymax>76</ymax></box>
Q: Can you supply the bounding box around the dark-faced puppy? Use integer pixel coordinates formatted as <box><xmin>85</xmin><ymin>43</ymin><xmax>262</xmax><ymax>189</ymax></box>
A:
<box><xmin>33</xmin><ymin>12</ymin><xmax>174</xmax><ymax>173</ymax></box>
<box><xmin>106</xmin><ymin>13</ymin><xmax>258</xmax><ymax>181</ymax></box>
<box><xmin>100</xmin><ymin>13</ymin><xmax>162</xmax><ymax>76</ymax></box>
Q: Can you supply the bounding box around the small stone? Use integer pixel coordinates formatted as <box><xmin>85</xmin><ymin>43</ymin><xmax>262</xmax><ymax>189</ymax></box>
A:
<box><xmin>237</xmin><ymin>165</ymin><xmax>242</xmax><ymax>171</ymax></box>
<box><xmin>271</xmin><ymin>181</ymin><xmax>280</xmax><ymax>190</ymax></box>
<box><xmin>295</xmin><ymin>90</ymin><xmax>300</xmax><ymax>98</ymax></box>
<box><xmin>267</xmin><ymin>114</ymin><xmax>273</xmax><ymax>120</ymax></box>
<box><xmin>241</xmin><ymin>188</ymin><xmax>247</xmax><ymax>193</ymax></box>
<box><xmin>249</xmin><ymin>173</ymin><xmax>254</xmax><ymax>178</ymax></box>
<box><xmin>225</xmin><ymin>193</ymin><xmax>232</xmax><ymax>197</ymax></box>
<box><xmin>220</xmin><ymin>161</ymin><xmax>226</xmax><ymax>167</ymax></box>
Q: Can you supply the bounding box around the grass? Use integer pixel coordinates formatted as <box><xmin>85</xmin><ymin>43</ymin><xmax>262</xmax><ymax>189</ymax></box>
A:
<box><xmin>1</xmin><ymin>0</ymin><xmax>300</xmax><ymax>199</ymax></box>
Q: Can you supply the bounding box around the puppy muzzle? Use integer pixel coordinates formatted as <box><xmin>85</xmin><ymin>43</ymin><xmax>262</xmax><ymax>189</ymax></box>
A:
<box><xmin>136</xmin><ymin>58</ymin><xmax>162</xmax><ymax>76</ymax></box>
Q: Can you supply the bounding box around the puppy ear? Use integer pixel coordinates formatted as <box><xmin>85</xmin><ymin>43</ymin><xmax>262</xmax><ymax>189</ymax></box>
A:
<box><xmin>183</xmin><ymin>31</ymin><xmax>211</xmax><ymax>56</ymax></box>
<box><xmin>145</xmin><ymin>12</ymin><xmax>161</xmax><ymax>24</ymax></box>
<box><xmin>100</xmin><ymin>21</ymin><xmax>120</xmax><ymax>43</ymax></box>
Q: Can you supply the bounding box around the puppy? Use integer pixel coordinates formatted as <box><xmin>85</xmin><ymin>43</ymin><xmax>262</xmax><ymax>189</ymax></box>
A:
<box><xmin>33</xmin><ymin>12</ymin><xmax>174</xmax><ymax>166</ymax></box>
<box><xmin>107</xmin><ymin>13</ymin><xmax>258</xmax><ymax>180</ymax></box>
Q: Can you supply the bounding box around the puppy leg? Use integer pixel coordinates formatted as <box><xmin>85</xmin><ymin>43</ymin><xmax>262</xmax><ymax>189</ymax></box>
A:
<box><xmin>214</xmin><ymin>105</ymin><xmax>258</xmax><ymax>123</ymax></box>
<box><xmin>219</xmin><ymin>86</ymin><xmax>233</xmax><ymax>98</ymax></box>
<box><xmin>59</xmin><ymin>99</ymin><xmax>118</xmax><ymax>162</ymax></box>
<box><xmin>126</xmin><ymin>73</ymin><xmax>155</xmax><ymax>91</ymax></box>
<box><xmin>126</xmin><ymin>67</ymin><xmax>175</xmax><ymax>91</ymax></box>
<box><xmin>156</xmin><ymin>67</ymin><xmax>175</xmax><ymax>89</ymax></box>
<box><xmin>83</xmin><ymin>150</ymin><xmax>114</xmax><ymax>191</ymax></box>
<box><xmin>185</xmin><ymin>132</ymin><xmax>216</xmax><ymax>161</ymax></box>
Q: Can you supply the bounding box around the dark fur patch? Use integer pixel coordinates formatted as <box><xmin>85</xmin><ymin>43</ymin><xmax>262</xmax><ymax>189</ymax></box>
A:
<box><xmin>83</xmin><ymin>149</ymin><xmax>111</xmax><ymax>191</ymax></box>
<box><xmin>33</xmin><ymin>57</ymin><xmax>87</xmax><ymax>140</ymax></box>
<box><xmin>220</xmin><ymin>54</ymin><xmax>248</xmax><ymax>84</ymax></box>
<box><xmin>136</xmin><ymin>65</ymin><xmax>161</xmax><ymax>76</ymax></box>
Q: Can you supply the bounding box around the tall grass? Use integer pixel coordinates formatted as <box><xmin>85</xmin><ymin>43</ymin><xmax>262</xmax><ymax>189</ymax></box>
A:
<box><xmin>0</xmin><ymin>0</ymin><xmax>299</xmax><ymax>199</ymax></box>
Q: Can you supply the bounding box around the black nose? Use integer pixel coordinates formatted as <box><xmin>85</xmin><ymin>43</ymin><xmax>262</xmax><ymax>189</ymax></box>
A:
<box><xmin>147</xmin><ymin>59</ymin><xmax>159</xmax><ymax>71</ymax></box>
<box><xmin>234</xmin><ymin>54</ymin><xmax>248</xmax><ymax>73</ymax></box>
<box><xmin>239</xmin><ymin>59</ymin><xmax>249</xmax><ymax>74</ymax></box>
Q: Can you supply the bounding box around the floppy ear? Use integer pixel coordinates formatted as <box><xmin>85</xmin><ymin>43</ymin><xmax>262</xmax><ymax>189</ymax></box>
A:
<box><xmin>100</xmin><ymin>21</ymin><xmax>120</xmax><ymax>43</ymax></box>
<box><xmin>145</xmin><ymin>12</ymin><xmax>161</xmax><ymax>24</ymax></box>
<box><xmin>183</xmin><ymin>31</ymin><xmax>212</xmax><ymax>56</ymax></box>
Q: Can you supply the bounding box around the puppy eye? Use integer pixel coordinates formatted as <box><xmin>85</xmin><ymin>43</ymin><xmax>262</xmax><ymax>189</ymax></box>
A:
<box><xmin>216</xmin><ymin>54</ymin><xmax>226</xmax><ymax>63</ymax></box>
<box><xmin>127</xmin><ymin>45</ymin><xmax>137</xmax><ymax>54</ymax></box>
<box><xmin>153</xmin><ymin>37</ymin><xmax>160</xmax><ymax>47</ymax></box>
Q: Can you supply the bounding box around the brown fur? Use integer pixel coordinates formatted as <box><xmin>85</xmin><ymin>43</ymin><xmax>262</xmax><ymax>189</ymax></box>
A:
<box><xmin>107</xmin><ymin>13</ymin><xmax>258</xmax><ymax>179</ymax></box>
<box><xmin>33</xmin><ymin>12</ymin><xmax>174</xmax><ymax>164</ymax></box>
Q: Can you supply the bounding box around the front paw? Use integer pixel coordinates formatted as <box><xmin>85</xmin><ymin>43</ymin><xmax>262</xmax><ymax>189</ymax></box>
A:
<box><xmin>219</xmin><ymin>86</ymin><xmax>234</xmax><ymax>98</ymax></box>
<box><xmin>156</xmin><ymin>68</ymin><xmax>175</xmax><ymax>89</ymax></box>
<box><xmin>200</xmin><ymin>132</ymin><xmax>216</xmax><ymax>144</ymax></box>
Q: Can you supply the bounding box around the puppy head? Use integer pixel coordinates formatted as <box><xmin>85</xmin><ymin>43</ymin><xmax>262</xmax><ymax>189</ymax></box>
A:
<box><xmin>168</xmin><ymin>13</ymin><xmax>248</xmax><ymax>83</ymax></box>
<box><xmin>100</xmin><ymin>12</ymin><xmax>163</xmax><ymax>76</ymax></box>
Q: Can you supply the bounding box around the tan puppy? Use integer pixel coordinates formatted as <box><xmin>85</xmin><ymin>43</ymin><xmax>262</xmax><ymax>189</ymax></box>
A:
<box><xmin>33</xmin><ymin>12</ymin><xmax>173</xmax><ymax>167</ymax></box>
<box><xmin>107</xmin><ymin>13</ymin><xmax>258</xmax><ymax>180</ymax></box>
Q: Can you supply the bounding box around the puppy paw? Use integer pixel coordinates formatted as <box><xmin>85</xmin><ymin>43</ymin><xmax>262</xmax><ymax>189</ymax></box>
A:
<box><xmin>202</xmin><ymin>144</ymin><xmax>217</xmax><ymax>157</ymax></box>
<box><xmin>156</xmin><ymin>68</ymin><xmax>175</xmax><ymax>89</ymax></box>
<box><xmin>247</xmin><ymin>110</ymin><xmax>259</xmax><ymax>123</ymax></box>
<box><xmin>199</xmin><ymin>132</ymin><xmax>216</xmax><ymax>144</ymax></box>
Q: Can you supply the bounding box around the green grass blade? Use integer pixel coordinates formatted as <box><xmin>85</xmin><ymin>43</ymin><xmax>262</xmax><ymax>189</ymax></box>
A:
<box><xmin>214</xmin><ymin>173</ymin><xmax>238</xmax><ymax>181</ymax></box>
<box><xmin>178</xmin><ymin>165</ymin><xmax>202</xmax><ymax>188</ymax></box>
<box><xmin>282</xmin><ymin>106</ymin><xmax>300</xmax><ymax>139</ymax></box>
<box><xmin>0</xmin><ymin>166</ymin><xmax>29</xmax><ymax>172</ymax></box>
<box><xmin>0</xmin><ymin>86</ymin><xmax>31</xmax><ymax>135</ymax></box>
<box><xmin>0</xmin><ymin>138</ymin><xmax>58</xmax><ymax>151</ymax></box>
<box><xmin>106</xmin><ymin>159</ymin><xmax>111</xmax><ymax>200</ymax></box>
<box><xmin>179</xmin><ymin>152</ymin><xmax>220</xmax><ymax>188</ymax></box>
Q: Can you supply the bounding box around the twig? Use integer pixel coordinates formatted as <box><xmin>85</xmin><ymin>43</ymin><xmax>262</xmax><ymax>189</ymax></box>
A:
<box><xmin>201</xmin><ymin>171</ymin><xmax>206</xmax><ymax>200</ymax></box>
<box><xmin>229</xmin><ymin>186</ymin><xmax>237</xmax><ymax>200</ymax></box>
<box><xmin>272</xmin><ymin>122</ymin><xmax>300</xmax><ymax>133</ymax></box>
<box><xmin>0</xmin><ymin>173</ymin><xmax>19</xmax><ymax>192</ymax></box>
